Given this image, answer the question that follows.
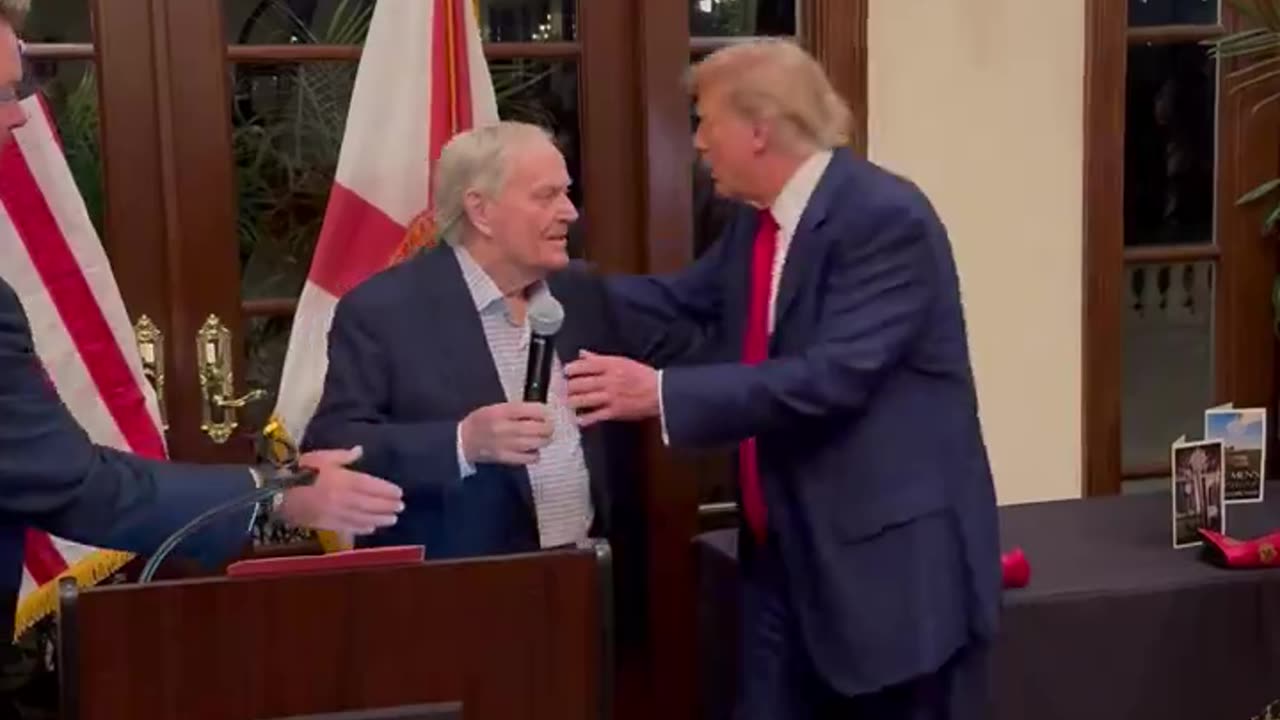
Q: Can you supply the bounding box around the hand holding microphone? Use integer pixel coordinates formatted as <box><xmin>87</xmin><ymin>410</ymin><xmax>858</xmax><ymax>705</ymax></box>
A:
<box><xmin>459</xmin><ymin>293</ymin><xmax>564</xmax><ymax>467</ymax></box>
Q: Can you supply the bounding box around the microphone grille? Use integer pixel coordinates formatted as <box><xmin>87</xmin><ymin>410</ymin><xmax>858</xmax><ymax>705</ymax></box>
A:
<box><xmin>528</xmin><ymin>293</ymin><xmax>565</xmax><ymax>336</ymax></box>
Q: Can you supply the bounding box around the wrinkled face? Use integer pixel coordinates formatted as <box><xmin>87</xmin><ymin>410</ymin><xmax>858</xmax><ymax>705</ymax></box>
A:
<box><xmin>471</xmin><ymin>136</ymin><xmax>578</xmax><ymax>276</ymax></box>
<box><xmin>693</xmin><ymin>87</ymin><xmax>763</xmax><ymax>202</ymax></box>
<box><xmin>0</xmin><ymin>22</ymin><xmax>27</xmax><ymax>148</ymax></box>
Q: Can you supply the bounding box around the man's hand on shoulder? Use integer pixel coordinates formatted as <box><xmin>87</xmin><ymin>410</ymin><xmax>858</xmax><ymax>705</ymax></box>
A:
<box><xmin>459</xmin><ymin>402</ymin><xmax>554</xmax><ymax>466</ymax></box>
<box><xmin>564</xmin><ymin>350</ymin><xmax>659</xmax><ymax>427</ymax></box>
<box><xmin>277</xmin><ymin>446</ymin><xmax>404</xmax><ymax>535</ymax></box>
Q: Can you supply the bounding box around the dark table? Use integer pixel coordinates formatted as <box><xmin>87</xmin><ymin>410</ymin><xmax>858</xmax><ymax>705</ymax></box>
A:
<box><xmin>696</xmin><ymin>485</ymin><xmax>1280</xmax><ymax>720</ymax></box>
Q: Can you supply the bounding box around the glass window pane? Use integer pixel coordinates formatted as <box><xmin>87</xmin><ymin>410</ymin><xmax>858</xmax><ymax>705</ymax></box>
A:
<box><xmin>24</xmin><ymin>61</ymin><xmax>103</xmax><ymax>235</ymax></box>
<box><xmin>22</xmin><ymin>0</ymin><xmax>93</xmax><ymax>43</ymax></box>
<box><xmin>478</xmin><ymin>0</ymin><xmax>577</xmax><ymax>42</ymax></box>
<box><xmin>1128</xmin><ymin>0</ymin><xmax>1219</xmax><ymax>27</ymax></box>
<box><xmin>231</xmin><ymin>60</ymin><xmax>359</xmax><ymax>301</ymax></box>
<box><xmin>1122</xmin><ymin>259</ymin><xmax>1216</xmax><ymax>470</ymax></box>
<box><xmin>690</xmin><ymin>0</ymin><xmax>796</xmax><ymax>37</ymax></box>
<box><xmin>490</xmin><ymin>59</ymin><xmax>582</xmax><ymax>206</ymax></box>
<box><xmin>226</xmin><ymin>0</ymin><xmax>374</xmax><ymax>45</ymax></box>
<box><xmin>1124</xmin><ymin>43</ymin><xmax>1217</xmax><ymax>247</ymax></box>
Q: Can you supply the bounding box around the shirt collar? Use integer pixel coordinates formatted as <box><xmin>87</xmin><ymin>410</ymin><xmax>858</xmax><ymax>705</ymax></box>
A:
<box><xmin>769</xmin><ymin>149</ymin><xmax>833</xmax><ymax>237</ymax></box>
<box><xmin>453</xmin><ymin>244</ymin><xmax>551</xmax><ymax>316</ymax></box>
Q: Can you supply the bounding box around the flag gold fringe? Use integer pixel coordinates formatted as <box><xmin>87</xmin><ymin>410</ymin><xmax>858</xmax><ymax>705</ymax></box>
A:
<box><xmin>13</xmin><ymin>549</ymin><xmax>134</xmax><ymax>641</ymax></box>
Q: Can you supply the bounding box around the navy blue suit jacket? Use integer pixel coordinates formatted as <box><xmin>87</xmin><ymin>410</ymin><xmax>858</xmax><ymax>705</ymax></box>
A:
<box><xmin>611</xmin><ymin>149</ymin><xmax>1001</xmax><ymax>694</ymax></box>
<box><xmin>302</xmin><ymin>247</ymin><xmax>667</xmax><ymax>635</ymax></box>
<box><xmin>0</xmin><ymin>278</ymin><xmax>253</xmax><ymax>638</ymax></box>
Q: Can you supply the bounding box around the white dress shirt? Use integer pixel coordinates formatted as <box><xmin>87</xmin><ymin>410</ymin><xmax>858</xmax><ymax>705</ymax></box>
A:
<box><xmin>658</xmin><ymin>150</ymin><xmax>833</xmax><ymax>443</ymax></box>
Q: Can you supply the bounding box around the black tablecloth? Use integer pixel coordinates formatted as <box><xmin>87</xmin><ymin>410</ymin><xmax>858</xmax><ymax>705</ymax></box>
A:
<box><xmin>696</xmin><ymin>486</ymin><xmax>1280</xmax><ymax>720</ymax></box>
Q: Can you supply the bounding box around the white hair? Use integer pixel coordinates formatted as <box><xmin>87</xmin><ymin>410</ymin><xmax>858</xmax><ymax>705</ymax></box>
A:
<box><xmin>0</xmin><ymin>0</ymin><xmax>28</xmax><ymax>28</ymax></box>
<box><xmin>433</xmin><ymin>121</ymin><xmax>555</xmax><ymax>246</ymax></box>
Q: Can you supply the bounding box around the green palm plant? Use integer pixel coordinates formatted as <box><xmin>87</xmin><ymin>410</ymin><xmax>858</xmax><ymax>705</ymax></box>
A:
<box><xmin>1209</xmin><ymin>0</ymin><xmax>1280</xmax><ymax>333</ymax></box>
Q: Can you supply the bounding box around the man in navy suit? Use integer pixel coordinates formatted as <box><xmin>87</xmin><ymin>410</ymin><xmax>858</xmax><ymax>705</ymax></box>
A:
<box><xmin>303</xmin><ymin>122</ymin><xmax>670</xmax><ymax>640</ymax></box>
<box><xmin>0</xmin><ymin>0</ymin><xmax>403</xmax><ymax>640</ymax></box>
<box><xmin>566</xmin><ymin>40</ymin><xmax>1000</xmax><ymax>719</ymax></box>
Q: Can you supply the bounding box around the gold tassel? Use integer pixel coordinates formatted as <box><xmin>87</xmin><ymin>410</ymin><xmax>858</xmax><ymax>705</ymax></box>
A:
<box><xmin>13</xmin><ymin>550</ymin><xmax>134</xmax><ymax>641</ymax></box>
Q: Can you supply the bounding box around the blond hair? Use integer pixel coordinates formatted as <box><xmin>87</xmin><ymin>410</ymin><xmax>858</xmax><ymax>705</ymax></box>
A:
<box><xmin>688</xmin><ymin>38</ymin><xmax>852</xmax><ymax>152</ymax></box>
<box><xmin>433</xmin><ymin>121</ymin><xmax>554</xmax><ymax>246</ymax></box>
<box><xmin>0</xmin><ymin>0</ymin><xmax>28</xmax><ymax>28</ymax></box>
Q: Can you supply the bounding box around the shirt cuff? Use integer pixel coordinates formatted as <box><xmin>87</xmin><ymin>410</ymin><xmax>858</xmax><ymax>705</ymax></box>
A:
<box><xmin>657</xmin><ymin>369</ymin><xmax>670</xmax><ymax>447</ymax></box>
<box><xmin>457</xmin><ymin>423</ymin><xmax>477</xmax><ymax>477</ymax></box>
<box><xmin>247</xmin><ymin>468</ymin><xmax>262</xmax><ymax>532</ymax></box>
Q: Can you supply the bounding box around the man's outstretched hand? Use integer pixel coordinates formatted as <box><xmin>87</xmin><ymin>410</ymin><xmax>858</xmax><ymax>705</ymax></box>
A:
<box><xmin>564</xmin><ymin>350</ymin><xmax>660</xmax><ymax>427</ymax></box>
<box><xmin>277</xmin><ymin>447</ymin><xmax>404</xmax><ymax>535</ymax></box>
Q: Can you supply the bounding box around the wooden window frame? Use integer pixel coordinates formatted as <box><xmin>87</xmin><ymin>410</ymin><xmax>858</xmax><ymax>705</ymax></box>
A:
<box><xmin>1082</xmin><ymin>4</ymin><xmax>1280</xmax><ymax>494</ymax></box>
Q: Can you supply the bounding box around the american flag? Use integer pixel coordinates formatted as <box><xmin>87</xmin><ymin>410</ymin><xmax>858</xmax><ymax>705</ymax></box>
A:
<box><xmin>0</xmin><ymin>95</ymin><xmax>165</xmax><ymax>638</ymax></box>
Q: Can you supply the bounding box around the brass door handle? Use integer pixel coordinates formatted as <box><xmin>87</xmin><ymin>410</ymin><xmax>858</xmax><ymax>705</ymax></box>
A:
<box><xmin>133</xmin><ymin>314</ymin><xmax>169</xmax><ymax>431</ymax></box>
<box><xmin>196</xmin><ymin>314</ymin><xmax>266</xmax><ymax>444</ymax></box>
<box><xmin>213</xmin><ymin>388</ymin><xmax>268</xmax><ymax>410</ymax></box>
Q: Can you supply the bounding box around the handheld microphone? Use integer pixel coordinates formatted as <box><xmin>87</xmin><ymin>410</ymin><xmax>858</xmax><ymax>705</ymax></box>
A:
<box><xmin>524</xmin><ymin>293</ymin><xmax>565</xmax><ymax>403</ymax></box>
<box><xmin>138</xmin><ymin>466</ymin><xmax>317</xmax><ymax>583</ymax></box>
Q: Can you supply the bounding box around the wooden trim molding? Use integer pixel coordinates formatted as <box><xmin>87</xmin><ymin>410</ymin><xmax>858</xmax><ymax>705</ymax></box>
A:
<box><xmin>23</xmin><ymin>42</ymin><xmax>94</xmax><ymax>60</ymax></box>
<box><xmin>1122</xmin><ymin>244</ymin><xmax>1221</xmax><ymax>264</ymax></box>
<box><xmin>225</xmin><ymin>41</ymin><xmax>580</xmax><ymax>63</ymax></box>
<box><xmin>1126</xmin><ymin>24</ymin><xmax>1226</xmax><ymax>45</ymax></box>
<box><xmin>801</xmin><ymin>0</ymin><xmax>869</xmax><ymax>155</ymax></box>
<box><xmin>1082</xmin><ymin>0</ymin><xmax>1128</xmax><ymax>496</ymax></box>
<box><xmin>240</xmin><ymin>298</ymin><xmax>298</xmax><ymax>317</ymax></box>
<box><xmin>637</xmin><ymin>1</ymin><xmax>697</xmax><ymax>717</ymax></box>
<box><xmin>578</xmin><ymin>1</ymin><xmax>641</xmax><ymax>275</ymax></box>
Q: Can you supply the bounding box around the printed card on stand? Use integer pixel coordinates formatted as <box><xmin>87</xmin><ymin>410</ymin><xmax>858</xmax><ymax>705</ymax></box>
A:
<box><xmin>1171</xmin><ymin>438</ymin><xmax>1226</xmax><ymax>549</ymax></box>
<box><xmin>1204</xmin><ymin>407</ymin><xmax>1266</xmax><ymax>503</ymax></box>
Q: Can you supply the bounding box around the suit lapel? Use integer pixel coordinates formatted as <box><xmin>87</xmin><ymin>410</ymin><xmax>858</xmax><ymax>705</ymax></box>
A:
<box><xmin>771</xmin><ymin>151</ymin><xmax>852</xmax><ymax>340</ymax></box>
<box><xmin>423</xmin><ymin>247</ymin><xmax>535</xmax><ymax>513</ymax></box>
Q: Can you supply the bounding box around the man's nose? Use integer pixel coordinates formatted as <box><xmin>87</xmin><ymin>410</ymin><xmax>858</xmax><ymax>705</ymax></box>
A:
<box><xmin>560</xmin><ymin>197</ymin><xmax>579</xmax><ymax>222</ymax></box>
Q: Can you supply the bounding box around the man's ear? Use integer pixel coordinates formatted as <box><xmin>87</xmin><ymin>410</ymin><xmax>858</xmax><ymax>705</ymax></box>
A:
<box><xmin>462</xmin><ymin>189</ymin><xmax>492</xmax><ymax>237</ymax></box>
<box><xmin>750</xmin><ymin>116</ymin><xmax>773</xmax><ymax>155</ymax></box>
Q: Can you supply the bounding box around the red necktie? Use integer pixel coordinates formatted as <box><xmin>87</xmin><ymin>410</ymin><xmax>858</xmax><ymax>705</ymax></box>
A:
<box><xmin>739</xmin><ymin>209</ymin><xmax>777</xmax><ymax>544</ymax></box>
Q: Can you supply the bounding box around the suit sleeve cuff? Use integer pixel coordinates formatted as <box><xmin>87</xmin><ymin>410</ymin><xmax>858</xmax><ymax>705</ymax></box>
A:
<box><xmin>457</xmin><ymin>424</ymin><xmax>477</xmax><ymax>477</ymax></box>
<box><xmin>657</xmin><ymin>370</ymin><xmax>670</xmax><ymax>447</ymax></box>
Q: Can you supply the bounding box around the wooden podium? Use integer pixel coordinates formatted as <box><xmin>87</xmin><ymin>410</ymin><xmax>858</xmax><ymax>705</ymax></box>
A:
<box><xmin>55</xmin><ymin>543</ymin><xmax>614</xmax><ymax>720</ymax></box>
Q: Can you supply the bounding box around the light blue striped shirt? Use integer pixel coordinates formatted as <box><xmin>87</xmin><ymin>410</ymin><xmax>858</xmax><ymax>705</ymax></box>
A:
<box><xmin>453</xmin><ymin>246</ymin><xmax>593</xmax><ymax>548</ymax></box>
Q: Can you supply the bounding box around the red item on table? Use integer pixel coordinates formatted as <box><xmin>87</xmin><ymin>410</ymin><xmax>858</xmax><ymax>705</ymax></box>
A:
<box><xmin>1199</xmin><ymin>529</ymin><xmax>1280</xmax><ymax>568</ymax></box>
<box><xmin>1001</xmin><ymin>547</ymin><xmax>1030</xmax><ymax>588</ymax></box>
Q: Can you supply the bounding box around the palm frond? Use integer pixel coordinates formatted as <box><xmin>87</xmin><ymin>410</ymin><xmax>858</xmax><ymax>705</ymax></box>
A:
<box><xmin>1227</xmin><ymin>53</ymin><xmax>1280</xmax><ymax>79</ymax></box>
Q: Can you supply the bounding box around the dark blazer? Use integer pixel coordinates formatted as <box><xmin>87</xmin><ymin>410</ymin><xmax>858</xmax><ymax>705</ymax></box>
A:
<box><xmin>302</xmin><ymin>246</ymin><xmax>665</xmax><ymax>636</ymax></box>
<box><xmin>0</xmin><ymin>278</ymin><xmax>253</xmax><ymax>638</ymax></box>
<box><xmin>610</xmin><ymin>149</ymin><xmax>1002</xmax><ymax>695</ymax></box>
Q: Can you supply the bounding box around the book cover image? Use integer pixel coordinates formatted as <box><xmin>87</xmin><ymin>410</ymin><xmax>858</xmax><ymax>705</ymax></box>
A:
<box><xmin>1171</xmin><ymin>439</ymin><xmax>1226</xmax><ymax>549</ymax></box>
<box><xmin>1204</xmin><ymin>407</ymin><xmax>1266</xmax><ymax>504</ymax></box>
